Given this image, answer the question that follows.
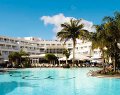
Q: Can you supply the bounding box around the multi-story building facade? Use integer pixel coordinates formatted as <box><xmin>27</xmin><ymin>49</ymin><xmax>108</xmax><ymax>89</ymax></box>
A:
<box><xmin>75</xmin><ymin>40</ymin><xmax>101</xmax><ymax>57</ymax></box>
<box><xmin>0</xmin><ymin>35</ymin><xmax>102</xmax><ymax>63</ymax></box>
<box><xmin>0</xmin><ymin>35</ymin><xmax>73</xmax><ymax>61</ymax></box>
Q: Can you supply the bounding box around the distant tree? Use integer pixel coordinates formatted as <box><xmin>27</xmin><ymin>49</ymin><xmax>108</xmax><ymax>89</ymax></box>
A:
<box><xmin>8</xmin><ymin>52</ymin><xmax>21</xmax><ymax>67</ymax></box>
<box><xmin>19</xmin><ymin>49</ymin><xmax>29</xmax><ymax>65</ymax></box>
<box><xmin>8</xmin><ymin>49</ymin><xmax>30</xmax><ymax>68</ymax></box>
<box><xmin>63</xmin><ymin>49</ymin><xmax>70</xmax><ymax>64</ymax></box>
<box><xmin>45</xmin><ymin>53</ymin><xmax>58</xmax><ymax>64</ymax></box>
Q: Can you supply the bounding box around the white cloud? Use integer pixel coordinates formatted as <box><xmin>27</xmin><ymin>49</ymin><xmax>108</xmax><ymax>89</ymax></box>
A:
<box><xmin>41</xmin><ymin>13</ymin><xmax>74</xmax><ymax>33</ymax></box>
<box><xmin>41</xmin><ymin>13</ymin><xmax>95</xmax><ymax>39</ymax></box>
<box><xmin>80</xmin><ymin>19</ymin><xmax>96</xmax><ymax>32</ymax></box>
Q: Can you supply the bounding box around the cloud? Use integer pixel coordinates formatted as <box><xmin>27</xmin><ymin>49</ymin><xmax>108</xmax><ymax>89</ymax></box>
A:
<box><xmin>41</xmin><ymin>13</ymin><xmax>74</xmax><ymax>33</ymax></box>
<box><xmin>41</xmin><ymin>13</ymin><xmax>95</xmax><ymax>39</ymax></box>
<box><xmin>80</xmin><ymin>19</ymin><xmax>96</xmax><ymax>32</ymax></box>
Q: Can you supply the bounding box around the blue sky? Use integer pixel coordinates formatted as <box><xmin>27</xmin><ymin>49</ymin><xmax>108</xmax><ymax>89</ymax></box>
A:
<box><xmin>0</xmin><ymin>0</ymin><xmax>120</xmax><ymax>39</ymax></box>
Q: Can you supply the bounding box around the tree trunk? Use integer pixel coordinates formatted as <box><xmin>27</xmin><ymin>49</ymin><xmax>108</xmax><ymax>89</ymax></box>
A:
<box><xmin>66</xmin><ymin>57</ymin><xmax>68</xmax><ymax>64</ymax></box>
<box><xmin>113</xmin><ymin>58</ymin><xmax>116</xmax><ymax>72</ymax></box>
<box><xmin>73</xmin><ymin>40</ymin><xmax>76</xmax><ymax>65</ymax></box>
<box><xmin>101</xmin><ymin>49</ymin><xmax>105</xmax><ymax>71</ymax></box>
<box><xmin>113</xmin><ymin>41</ymin><xmax>117</xmax><ymax>72</ymax></box>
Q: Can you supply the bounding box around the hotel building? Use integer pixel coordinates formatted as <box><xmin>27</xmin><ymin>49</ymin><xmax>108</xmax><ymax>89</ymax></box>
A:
<box><xmin>0</xmin><ymin>35</ymin><xmax>102</xmax><ymax>63</ymax></box>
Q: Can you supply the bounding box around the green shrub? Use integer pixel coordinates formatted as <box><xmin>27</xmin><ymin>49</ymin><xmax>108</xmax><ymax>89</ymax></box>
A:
<box><xmin>63</xmin><ymin>64</ymin><xmax>70</xmax><ymax>68</ymax></box>
<box><xmin>23</xmin><ymin>62</ymin><xmax>31</xmax><ymax>68</ymax></box>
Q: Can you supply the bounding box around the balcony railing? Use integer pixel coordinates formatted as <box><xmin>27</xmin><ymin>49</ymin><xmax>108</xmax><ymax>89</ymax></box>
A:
<box><xmin>0</xmin><ymin>46</ymin><xmax>19</xmax><ymax>50</ymax></box>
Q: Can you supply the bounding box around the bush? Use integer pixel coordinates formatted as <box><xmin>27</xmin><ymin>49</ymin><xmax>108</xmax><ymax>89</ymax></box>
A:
<box><xmin>63</xmin><ymin>64</ymin><xmax>70</xmax><ymax>68</ymax></box>
<box><xmin>97</xmin><ymin>69</ymin><xmax>119</xmax><ymax>75</ymax></box>
<box><xmin>23</xmin><ymin>62</ymin><xmax>31</xmax><ymax>68</ymax></box>
<box><xmin>13</xmin><ymin>62</ymin><xmax>21</xmax><ymax>68</ymax></box>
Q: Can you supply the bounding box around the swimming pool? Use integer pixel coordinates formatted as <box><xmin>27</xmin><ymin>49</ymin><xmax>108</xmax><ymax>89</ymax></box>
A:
<box><xmin>0</xmin><ymin>68</ymin><xmax>120</xmax><ymax>95</ymax></box>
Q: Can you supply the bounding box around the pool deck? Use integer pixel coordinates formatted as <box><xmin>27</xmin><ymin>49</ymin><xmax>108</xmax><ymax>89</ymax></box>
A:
<box><xmin>0</xmin><ymin>68</ymin><xmax>17</xmax><ymax>72</ymax></box>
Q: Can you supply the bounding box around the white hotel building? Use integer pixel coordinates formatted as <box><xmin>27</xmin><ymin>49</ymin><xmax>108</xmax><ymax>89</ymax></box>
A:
<box><xmin>0</xmin><ymin>35</ymin><xmax>102</xmax><ymax>63</ymax></box>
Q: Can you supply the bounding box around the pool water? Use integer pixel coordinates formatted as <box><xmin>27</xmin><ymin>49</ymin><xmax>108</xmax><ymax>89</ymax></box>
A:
<box><xmin>0</xmin><ymin>68</ymin><xmax>120</xmax><ymax>95</ymax></box>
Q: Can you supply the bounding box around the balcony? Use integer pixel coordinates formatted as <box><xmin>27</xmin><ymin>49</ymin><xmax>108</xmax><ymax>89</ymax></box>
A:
<box><xmin>23</xmin><ymin>48</ymin><xmax>40</xmax><ymax>53</ymax></box>
<box><xmin>0</xmin><ymin>40</ymin><xmax>18</xmax><ymax>45</ymax></box>
<box><xmin>0</xmin><ymin>46</ymin><xmax>19</xmax><ymax>51</ymax></box>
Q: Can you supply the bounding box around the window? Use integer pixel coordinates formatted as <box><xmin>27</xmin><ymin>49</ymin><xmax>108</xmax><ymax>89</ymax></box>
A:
<box><xmin>68</xmin><ymin>44</ymin><xmax>72</xmax><ymax>47</ymax></box>
<box><xmin>46</xmin><ymin>44</ymin><xmax>50</xmax><ymax>46</ymax></box>
<box><xmin>41</xmin><ymin>44</ymin><xmax>44</xmax><ymax>46</ymax></box>
<box><xmin>57</xmin><ymin>44</ymin><xmax>61</xmax><ymax>46</ymax></box>
<box><xmin>52</xmin><ymin>44</ymin><xmax>55</xmax><ymax>46</ymax></box>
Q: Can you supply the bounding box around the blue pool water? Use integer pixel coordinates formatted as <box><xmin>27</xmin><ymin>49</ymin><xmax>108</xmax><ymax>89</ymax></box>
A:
<box><xmin>0</xmin><ymin>68</ymin><xmax>120</xmax><ymax>95</ymax></box>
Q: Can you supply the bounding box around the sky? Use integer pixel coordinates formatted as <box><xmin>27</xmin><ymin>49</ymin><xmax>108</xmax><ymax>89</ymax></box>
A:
<box><xmin>0</xmin><ymin>0</ymin><xmax>120</xmax><ymax>40</ymax></box>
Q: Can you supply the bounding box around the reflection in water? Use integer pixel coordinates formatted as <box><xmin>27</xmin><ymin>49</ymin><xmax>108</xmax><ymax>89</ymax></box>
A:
<box><xmin>0</xmin><ymin>81</ymin><xmax>36</xmax><ymax>95</ymax></box>
<box><xmin>8</xmin><ymin>71</ymin><xmax>76</xmax><ymax>80</ymax></box>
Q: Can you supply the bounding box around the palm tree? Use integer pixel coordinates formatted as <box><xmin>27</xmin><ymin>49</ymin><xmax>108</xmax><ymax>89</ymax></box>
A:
<box><xmin>8</xmin><ymin>49</ymin><xmax>30</xmax><ymax>68</ymax></box>
<box><xmin>89</xmin><ymin>24</ymin><xmax>108</xmax><ymax>70</ymax></box>
<box><xmin>57</xmin><ymin>19</ymin><xmax>88</xmax><ymax>64</ymax></box>
<box><xmin>19</xmin><ymin>49</ymin><xmax>29</xmax><ymax>56</ymax></box>
<box><xmin>63</xmin><ymin>49</ymin><xmax>70</xmax><ymax>64</ymax></box>
<box><xmin>19</xmin><ymin>49</ymin><xmax>29</xmax><ymax>63</ymax></box>
<box><xmin>8</xmin><ymin>52</ymin><xmax>21</xmax><ymax>67</ymax></box>
<box><xmin>103</xmin><ymin>11</ymin><xmax>120</xmax><ymax>72</ymax></box>
<box><xmin>89</xmin><ymin>11</ymin><xmax>120</xmax><ymax>72</ymax></box>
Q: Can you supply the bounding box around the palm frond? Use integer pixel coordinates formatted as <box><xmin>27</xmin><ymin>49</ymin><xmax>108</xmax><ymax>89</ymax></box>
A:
<box><xmin>103</xmin><ymin>16</ymin><xmax>114</xmax><ymax>23</ymax></box>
